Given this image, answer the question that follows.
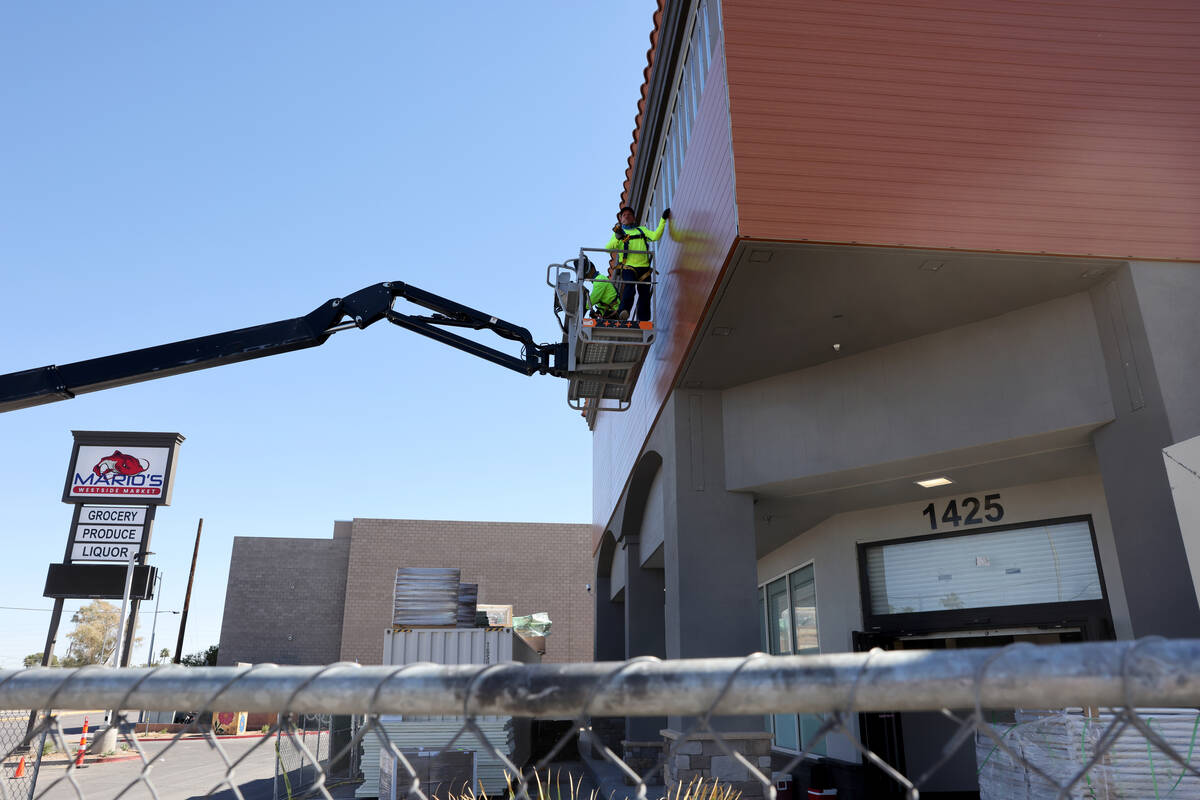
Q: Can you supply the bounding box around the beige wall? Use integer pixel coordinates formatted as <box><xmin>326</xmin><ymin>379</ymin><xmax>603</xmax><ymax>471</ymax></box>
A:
<box><xmin>338</xmin><ymin>518</ymin><xmax>594</xmax><ymax>665</ymax></box>
<box><xmin>755</xmin><ymin>474</ymin><xmax>1129</xmax><ymax>764</ymax></box>
<box><xmin>757</xmin><ymin>474</ymin><xmax>1133</xmax><ymax>656</ymax></box>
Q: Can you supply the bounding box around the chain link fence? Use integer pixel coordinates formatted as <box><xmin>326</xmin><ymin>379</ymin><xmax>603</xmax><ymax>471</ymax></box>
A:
<box><xmin>274</xmin><ymin>713</ymin><xmax>337</xmax><ymax>800</ymax></box>
<box><xmin>0</xmin><ymin>639</ymin><xmax>1199</xmax><ymax>799</ymax></box>
<box><xmin>0</xmin><ymin>711</ymin><xmax>44</xmax><ymax>800</ymax></box>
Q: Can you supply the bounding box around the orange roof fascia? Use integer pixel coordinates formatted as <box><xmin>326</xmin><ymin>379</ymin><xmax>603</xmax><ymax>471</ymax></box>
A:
<box><xmin>621</xmin><ymin>1</ymin><xmax>666</xmax><ymax>210</ymax></box>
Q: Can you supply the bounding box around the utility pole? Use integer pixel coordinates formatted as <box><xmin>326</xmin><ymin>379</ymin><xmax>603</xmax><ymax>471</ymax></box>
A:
<box><xmin>173</xmin><ymin>519</ymin><xmax>202</xmax><ymax>664</ymax></box>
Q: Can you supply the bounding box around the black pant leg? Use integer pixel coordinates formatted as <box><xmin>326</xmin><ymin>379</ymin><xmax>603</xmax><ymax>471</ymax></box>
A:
<box><xmin>619</xmin><ymin>267</ymin><xmax>638</xmax><ymax>314</ymax></box>
<box><xmin>636</xmin><ymin>269</ymin><xmax>652</xmax><ymax>321</ymax></box>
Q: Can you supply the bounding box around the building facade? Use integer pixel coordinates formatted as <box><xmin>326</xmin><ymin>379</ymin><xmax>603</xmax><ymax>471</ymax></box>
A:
<box><xmin>218</xmin><ymin>518</ymin><xmax>594</xmax><ymax>666</ymax></box>
<box><xmin>593</xmin><ymin>0</ymin><xmax>1200</xmax><ymax>795</ymax></box>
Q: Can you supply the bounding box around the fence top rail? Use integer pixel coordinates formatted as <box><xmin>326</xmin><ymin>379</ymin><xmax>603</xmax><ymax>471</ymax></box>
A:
<box><xmin>3</xmin><ymin>638</ymin><xmax>1199</xmax><ymax>717</ymax></box>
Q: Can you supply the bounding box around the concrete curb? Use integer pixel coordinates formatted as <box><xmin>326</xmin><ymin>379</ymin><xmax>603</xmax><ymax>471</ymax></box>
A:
<box><xmin>25</xmin><ymin>732</ymin><xmax>274</xmax><ymax>768</ymax></box>
<box><xmin>25</xmin><ymin>752</ymin><xmax>143</xmax><ymax>768</ymax></box>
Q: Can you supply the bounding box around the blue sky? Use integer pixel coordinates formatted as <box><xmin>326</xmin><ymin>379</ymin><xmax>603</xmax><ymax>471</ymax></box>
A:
<box><xmin>0</xmin><ymin>2</ymin><xmax>656</xmax><ymax>669</ymax></box>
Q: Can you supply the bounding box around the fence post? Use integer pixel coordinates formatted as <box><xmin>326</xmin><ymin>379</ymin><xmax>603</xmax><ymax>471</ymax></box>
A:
<box><xmin>24</xmin><ymin>723</ymin><xmax>48</xmax><ymax>800</ymax></box>
<box><xmin>272</xmin><ymin>713</ymin><xmax>282</xmax><ymax>800</ymax></box>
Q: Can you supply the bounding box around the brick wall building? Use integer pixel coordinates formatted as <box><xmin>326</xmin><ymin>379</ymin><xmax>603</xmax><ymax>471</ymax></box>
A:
<box><xmin>218</xmin><ymin>518</ymin><xmax>593</xmax><ymax>666</ymax></box>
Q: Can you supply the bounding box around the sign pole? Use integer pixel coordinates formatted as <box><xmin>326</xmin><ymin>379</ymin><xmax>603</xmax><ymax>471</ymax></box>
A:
<box><xmin>111</xmin><ymin>549</ymin><xmax>137</xmax><ymax>667</ymax></box>
<box><xmin>41</xmin><ymin>505</ymin><xmax>83</xmax><ymax>667</ymax></box>
<box><xmin>93</xmin><ymin>549</ymin><xmax>137</xmax><ymax>752</ymax></box>
<box><xmin>23</xmin><ymin>596</ymin><xmax>67</xmax><ymax>746</ymax></box>
<box><xmin>118</xmin><ymin>505</ymin><xmax>154</xmax><ymax>669</ymax></box>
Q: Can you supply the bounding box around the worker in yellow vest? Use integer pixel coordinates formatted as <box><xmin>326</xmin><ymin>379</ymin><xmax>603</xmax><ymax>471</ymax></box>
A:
<box><xmin>587</xmin><ymin>260</ymin><xmax>621</xmax><ymax>319</ymax></box>
<box><xmin>606</xmin><ymin>205</ymin><xmax>670</xmax><ymax>321</ymax></box>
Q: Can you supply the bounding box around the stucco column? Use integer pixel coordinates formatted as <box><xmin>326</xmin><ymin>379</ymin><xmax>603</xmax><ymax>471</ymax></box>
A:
<box><xmin>623</xmin><ymin>535</ymin><xmax>667</xmax><ymax>740</ymax></box>
<box><xmin>1091</xmin><ymin>265</ymin><xmax>1200</xmax><ymax>637</ymax></box>
<box><xmin>593</xmin><ymin>571</ymin><xmax>626</xmax><ymax>663</ymax></box>
<box><xmin>591</xmin><ymin>554</ymin><xmax>628</xmax><ymax>757</ymax></box>
<box><xmin>663</xmin><ymin>391</ymin><xmax>762</xmax><ymax>731</ymax></box>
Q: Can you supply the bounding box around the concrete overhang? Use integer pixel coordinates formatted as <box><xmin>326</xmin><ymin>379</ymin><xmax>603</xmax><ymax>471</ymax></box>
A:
<box><xmin>751</xmin><ymin>427</ymin><xmax>1102</xmax><ymax>557</ymax></box>
<box><xmin>681</xmin><ymin>242</ymin><xmax>1123</xmax><ymax>390</ymax></box>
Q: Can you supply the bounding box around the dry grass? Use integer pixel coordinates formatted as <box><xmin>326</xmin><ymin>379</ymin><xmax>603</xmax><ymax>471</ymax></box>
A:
<box><xmin>427</xmin><ymin>768</ymin><xmax>742</xmax><ymax>800</ymax></box>
<box><xmin>668</xmin><ymin>775</ymin><xmax>742</xmax><ymax>800</ymax></box>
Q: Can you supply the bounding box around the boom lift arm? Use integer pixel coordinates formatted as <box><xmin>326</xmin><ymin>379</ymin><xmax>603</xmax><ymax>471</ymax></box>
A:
<box><xmin>0</xmin><ymin>281</ymin><xmax>567</xmax><ymax>414</ymax></box>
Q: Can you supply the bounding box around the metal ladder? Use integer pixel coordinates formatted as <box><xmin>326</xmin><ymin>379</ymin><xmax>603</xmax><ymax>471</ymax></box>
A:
<box><xmin>548</xmin><ymin>248</ymin><xmax>657</xmax><ymax>428</ymax></box>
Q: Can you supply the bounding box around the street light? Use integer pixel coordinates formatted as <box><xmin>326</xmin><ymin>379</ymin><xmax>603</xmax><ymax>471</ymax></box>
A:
<box><xmin>146</xmin><ymin>571</ymin><xmax>163</xmax><ymax>666</ymax></box>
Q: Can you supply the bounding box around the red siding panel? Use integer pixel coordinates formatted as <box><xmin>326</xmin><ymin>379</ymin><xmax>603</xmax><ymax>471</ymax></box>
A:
<box><xmin>724</xmin><ymin>0</ymin><xmax>1200</xmax><ymax>260</ymax></box>
<box><xmin>592</xmin><ymin>45</ymin><xmax>739</xmax><ymax>548</ymax></box>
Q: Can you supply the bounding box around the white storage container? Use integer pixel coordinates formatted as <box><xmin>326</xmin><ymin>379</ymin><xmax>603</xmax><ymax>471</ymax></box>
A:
<box><xmin>362</xmin><ymin>627</ymin><xmax>540</xmax><ymax>798</ymax></box>
<box><xmin>383</xmin><ymin>626</ymin><xmax>540</xmax><ymax>667</ymax></box>
<box><xmin>358</xmin><ymin>718</ymin><xmax>528</xmax><ymax>797</ymax></box>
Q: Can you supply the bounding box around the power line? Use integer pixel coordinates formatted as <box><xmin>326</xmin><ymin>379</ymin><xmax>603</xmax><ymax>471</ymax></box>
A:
<box><xmin>0</xmin><ymin>605</ymin><xmax>178</xmax><ymax>614</ymax></box>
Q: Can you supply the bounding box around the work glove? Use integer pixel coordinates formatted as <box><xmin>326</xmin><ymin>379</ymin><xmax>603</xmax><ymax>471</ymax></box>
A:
<box><xmin>612</xmin><ymin>223</ymin><xmax>624</xmax><ymax>236</ymax></box>
<box><xmin>662</xmin><ymin>207</ymin><xmax>672</xmax><ymax>220</ymax></box>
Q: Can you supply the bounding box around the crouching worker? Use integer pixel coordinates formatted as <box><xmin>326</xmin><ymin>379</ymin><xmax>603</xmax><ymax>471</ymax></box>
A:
<box><xmin>587</xmin><ymin>259</ymin><xmax>621</xmax><ymax>319</ymax></box>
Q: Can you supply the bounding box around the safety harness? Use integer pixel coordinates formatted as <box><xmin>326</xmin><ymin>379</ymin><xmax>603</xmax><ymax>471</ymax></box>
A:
<box><xmin>618</xmin><ymin>226</ymin><xmax>652</xmax><ymax>265</ymax></box>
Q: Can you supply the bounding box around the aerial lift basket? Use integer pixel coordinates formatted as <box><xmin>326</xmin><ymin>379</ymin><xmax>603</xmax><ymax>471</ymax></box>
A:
<box><xmin>548</xmin><ymin>248</ymin><xmax>656</xmax><ymax>426</ymax></box>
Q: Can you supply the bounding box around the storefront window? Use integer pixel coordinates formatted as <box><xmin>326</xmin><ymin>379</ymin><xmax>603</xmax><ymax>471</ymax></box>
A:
<box><xmin>766</xmin><ymin>577</ymin><xmax>790</xmax><ymax>655</ymax></box>
<box><xmin>865</xmin><ymin>519</ymin><xmax>1103</xmax><ymax>616</ymax></box>
<box><xmin>758</xmin><ymin>591</ymin><xmax>768</xmax><ymax>652</ymax></box>
<box><xmin>759</xmin><ymin>563</ymin><xmax>825</xmax><ymax>755</ymax></box>
<box><xmin>789</xmin><ymin>567</ymin><xmax>818</xmax><ymax>654</ymax></box>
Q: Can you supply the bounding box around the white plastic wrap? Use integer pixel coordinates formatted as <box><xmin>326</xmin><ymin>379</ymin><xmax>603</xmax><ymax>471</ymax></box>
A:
<box><xmin>977</xmin><ymin>707</ymin><xmax>1200</xmax><ymax>799</ymax></box>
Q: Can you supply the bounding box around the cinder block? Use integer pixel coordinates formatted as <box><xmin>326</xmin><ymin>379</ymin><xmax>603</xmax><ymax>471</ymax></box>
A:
<box><xmin>710</xmin><ymin>755</ymin><xmax>749</xmax><ymax>783</ymax></box>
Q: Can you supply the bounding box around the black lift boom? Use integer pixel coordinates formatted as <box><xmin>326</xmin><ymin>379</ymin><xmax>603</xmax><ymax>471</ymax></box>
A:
<box><xmin>0</xmin><ymin>281</ymin><xmax>568</xmax><ymax>414</ymax></box>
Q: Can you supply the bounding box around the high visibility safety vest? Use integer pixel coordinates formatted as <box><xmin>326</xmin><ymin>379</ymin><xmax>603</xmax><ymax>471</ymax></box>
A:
<box><xmin>590</xmin><ymin>273</ymin><xmax>619</xmax><ymax>313</ymax></box>
<box><xmin>605</xmin><ymin>217</ymin><xmax>667</xmax><ymax>269</ymax></box>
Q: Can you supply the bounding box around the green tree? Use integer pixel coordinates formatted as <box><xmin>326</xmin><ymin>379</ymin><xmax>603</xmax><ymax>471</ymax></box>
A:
<box><xmin>61</xmin><ymin>600</ymin><xmax>140</xmax><ymax>666</ymax></box>
<box><xmin>23</xmin><ymin>652</ymin><xmax>59</xmax><ymax>667</ymax></box>
<box><xmin>180</xmin><ymin>645</ymin><xmax>219</xmax><ymax>666</ymax></box>
<box><xmin>159</xmin><ymin>648</ymin><xmax>171</xmax><ymax>663</ymax></box>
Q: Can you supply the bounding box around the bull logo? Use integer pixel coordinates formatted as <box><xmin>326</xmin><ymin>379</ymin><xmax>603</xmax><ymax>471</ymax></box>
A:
<box><xmin>92</xmin><ymin>450</ymin><xmax>149</xmax><ymax>478</ymax></box>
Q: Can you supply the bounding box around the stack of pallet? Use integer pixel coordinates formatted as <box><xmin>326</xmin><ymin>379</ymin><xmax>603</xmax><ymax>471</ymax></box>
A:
<box><xmin>393</xmin><ymin>567</ymin><xmax>461</xmax><ymax>626</ymax></box>
<box><xmin>456</xmin><ymin>583</ymin><xmax>478</xmax><ymax>628</ymax></box>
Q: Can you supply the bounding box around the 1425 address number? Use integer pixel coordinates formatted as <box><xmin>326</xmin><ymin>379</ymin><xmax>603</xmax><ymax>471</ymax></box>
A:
<box><xmin>921</xmin><ymin>494</ymin><xmax>1004</xmax><ymax>531</ymax></box>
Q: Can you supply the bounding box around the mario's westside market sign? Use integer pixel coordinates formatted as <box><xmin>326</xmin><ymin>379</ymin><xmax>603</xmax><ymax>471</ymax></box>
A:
<box><xmin>66</xmin><ymin>445</ymin><xmax>170</xmax><ymax>499</ymax></box>
<box><xmin>62</xmin><ymin>431</ymin><xmax>183</xmax><ymax>505</ymax></box>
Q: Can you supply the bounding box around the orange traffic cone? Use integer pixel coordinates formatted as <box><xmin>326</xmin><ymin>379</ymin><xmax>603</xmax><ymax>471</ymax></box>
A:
<box><xmin>12</xmin><ymin>756</ymin><xmax>25</xmax><ymax>778</ymax></box>
<box><xmin>74</xmin><ymin>722</ymin><xmax>87</xmax><ymax>768</ymax></box>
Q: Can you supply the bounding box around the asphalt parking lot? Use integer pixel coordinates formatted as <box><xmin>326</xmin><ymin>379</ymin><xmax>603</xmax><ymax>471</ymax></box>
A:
<box><xmin>28</xmin><ymin>735</ymin><xmax>359</xmax><ymax>800</ymax></box>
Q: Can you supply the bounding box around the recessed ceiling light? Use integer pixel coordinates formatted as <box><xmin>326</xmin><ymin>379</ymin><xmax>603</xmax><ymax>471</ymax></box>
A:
<box><xmin>915</xmin><ymin>477</ymin><xmax>954</xmax><ymax>488</ymax></box>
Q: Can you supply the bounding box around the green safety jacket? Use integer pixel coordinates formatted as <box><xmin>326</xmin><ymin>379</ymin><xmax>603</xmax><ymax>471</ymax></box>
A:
<box><xmin>590</xmin><ymin>272</ymin><xmax>619</xmax><ymax>314</ymax></box>
<box><xmin>605</xmin><ymin>217</ymin><xmax>667</xmax><ymax>269</ymax></box>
